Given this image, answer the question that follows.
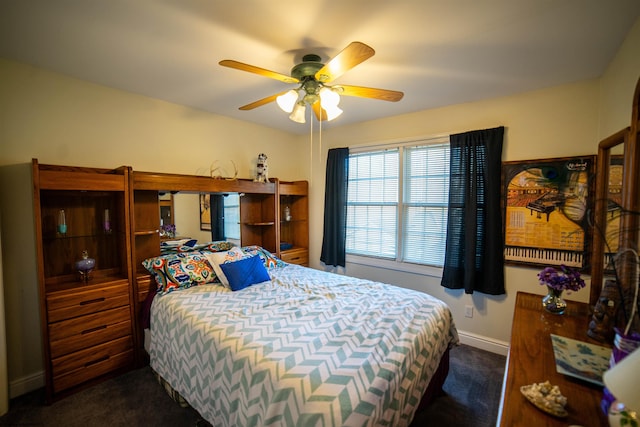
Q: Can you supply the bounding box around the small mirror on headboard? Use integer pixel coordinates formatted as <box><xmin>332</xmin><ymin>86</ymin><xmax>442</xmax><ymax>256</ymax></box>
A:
<box><xmin>162</xmin><ymin>192</ymin><xmax>241</xmax><ymax>246</ymax></box>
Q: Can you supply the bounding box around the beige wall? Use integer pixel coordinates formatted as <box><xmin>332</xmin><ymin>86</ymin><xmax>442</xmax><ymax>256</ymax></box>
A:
<box><xmin>0</xmin><ymin>59</ymin><xmax>305</xmax><ymax>176</ymax></box>
<box><xmin>0</xmin><ymin>58</ymin><xmax>308</xmax><ymax>396</ymax></box>
<box><xmin>598</xmin><ymin>16</ymin><xmax>640</xmax><ymax>139</ymax></box>
<box><xmin>0</xmin><ymin>215</ymin><xmax>8</xmax><ymax>414</ymax></box>
<box><xmin>304</xmin><ymin>17</ymin><xmax>640</xmax><ymax>354</ymax></box>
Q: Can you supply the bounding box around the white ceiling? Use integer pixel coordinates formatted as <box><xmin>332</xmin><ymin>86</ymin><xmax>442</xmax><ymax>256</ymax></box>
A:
<box><xmin>1</xmin><ymin>1</ymin><xmax>639</xmax><ymax>135</ymax></box>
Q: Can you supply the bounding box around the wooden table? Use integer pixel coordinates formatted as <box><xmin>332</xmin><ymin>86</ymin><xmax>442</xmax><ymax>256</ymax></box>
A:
<box><xmin>497</xmin><ymin>292</ymin><xmax>610</xmax><ymax>426</ymax></box>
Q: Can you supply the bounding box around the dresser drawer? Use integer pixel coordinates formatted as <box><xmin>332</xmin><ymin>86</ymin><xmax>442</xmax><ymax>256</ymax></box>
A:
<box><xmin>47</xmin><ymin>282</ymin><xmax>130</xmax><ymax>323</ymax></box>
<box><xmin>280</xmin><ymin>248</ymin><xmax>309</xmax><ymax>265</ymax></box>
<box><xmin>53</xmin><ymin>345</ymin><xmax>134</xmax><ymax>393</ymax></box>
<box><xmin>49</xmin><ymin>306</ymin><xmax>131</xmax><ymax>358</ymax></box>
<box><xmin>136</xmin><ymin>275</ymin><xmax>154</xmax><ymax>303</ymax></box>
<box><xmin>52</xmin><ymin>335</ymin><xmax>133</xmax><ymax>378</ymax></box>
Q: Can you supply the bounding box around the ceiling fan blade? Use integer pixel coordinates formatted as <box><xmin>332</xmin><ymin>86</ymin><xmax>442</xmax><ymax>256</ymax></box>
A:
<box><xmin>239</xmin><ymin>91</ymin><xmax>289</xmax><ymax>110</ymax></box>
<box><xmin>337</xmin><ymin>84</ymin><xmax>404</xmax><ymax>102</ymax></box>
<box><xmin>315</xmin><ymin>42</ymin><xmax>375</xmax><ymax>83</ymax></box>
<box><xmin>219</xmin><ymin>60</ymin><xmax>299</xmax><ymax>84</ymax></box>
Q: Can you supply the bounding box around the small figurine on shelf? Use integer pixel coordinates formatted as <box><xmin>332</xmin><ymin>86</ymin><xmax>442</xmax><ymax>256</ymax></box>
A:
<box><xmin>254</xmin><ymin>153</ymin><xmax>269</xmax><ymax>183</ymax></box>
<box><xmin>76</xmin><ymin>250</ymin><xmax>96</xmax><ymax>283</ymax></box>
<box><xmin>284</xmin><ymin>205</ymin><xmax>292</xmax><ymax>221</ymax></box>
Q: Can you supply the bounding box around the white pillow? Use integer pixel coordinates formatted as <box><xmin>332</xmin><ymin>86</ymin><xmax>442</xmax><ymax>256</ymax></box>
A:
<box><xmin>205</xmin><ymin>247</ymin><xmax>246</xmax><ymax>286</ymax></box>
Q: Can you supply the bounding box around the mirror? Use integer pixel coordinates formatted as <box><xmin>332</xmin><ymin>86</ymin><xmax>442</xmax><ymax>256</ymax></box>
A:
<box><xmin>161</xmin><ymin>192</ymin><xmax>241</xmax><ymax>246</ymax></box>
<box><xmin>590</xmin><ymin>132</ymin><xmax>626</xmax><ymax>305</ymax></box>
<box><xmin>603</xmin><ymin>154</ymin><xmax>624</xmax><ymax>271</ymax></box>
<box><xmin>159</xmin><ymin>193</ymin><xmax>173</xmax><ymax>227</ymax></box>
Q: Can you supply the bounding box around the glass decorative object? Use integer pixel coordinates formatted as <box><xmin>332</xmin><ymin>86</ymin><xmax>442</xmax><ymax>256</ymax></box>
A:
<box><xmin>75</xmin><ymin>250</ymin><xmax>96</xmax><ymax>282</ymax></box>
<box><xmin>57</xmin><ymin>209</ymin><xmax>67</xmax><ymax>235</ymax></box>
<box><xmin>284</xmin><ymin>206</ymin><xmax>291</xmax><ymax>221</ymax></box>
<box><xmin>542</xmin><ymin>286</ymin><xmax>567</xmax><ymax>314</ymax></box>
<box><xmin>104</xmin><ymin>208</ymin><xmax>112</xmax><ymax>233</ymax></box>
<box><xmin>537</xmin><ymin>265</ymin><xmax>585</xmax><ymax>315</ymax></box>
<box><xmin>602</xmin><ymin>329</ymin><xmax>640</xmax><ymax>416</ymax></box>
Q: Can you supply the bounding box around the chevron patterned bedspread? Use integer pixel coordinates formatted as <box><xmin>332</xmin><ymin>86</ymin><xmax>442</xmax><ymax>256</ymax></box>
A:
<box><xmin>149</xmin><ymin>264</ymin><xmax>459</xmax><ymax>427</ymax></box>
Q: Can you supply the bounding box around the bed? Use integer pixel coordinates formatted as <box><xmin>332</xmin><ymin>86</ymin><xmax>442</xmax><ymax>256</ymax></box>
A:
<box><xmin>143</xmin><ymin>244</ymin><xmax>459</xmax><ymax>426</ymax></box>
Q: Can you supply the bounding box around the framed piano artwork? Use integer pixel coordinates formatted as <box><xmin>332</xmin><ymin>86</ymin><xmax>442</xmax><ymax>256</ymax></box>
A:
<box><xmin>502</xmin><ymin>155</ymin><xmax>596</xmax><ymax>270</ymax></box>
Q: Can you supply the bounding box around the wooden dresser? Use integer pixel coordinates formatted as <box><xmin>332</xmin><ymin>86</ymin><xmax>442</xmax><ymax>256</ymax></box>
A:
<box><xmin>497</xmin><ymin>292</ymin><xmax>610</xmax><ymax>427</ymax></box>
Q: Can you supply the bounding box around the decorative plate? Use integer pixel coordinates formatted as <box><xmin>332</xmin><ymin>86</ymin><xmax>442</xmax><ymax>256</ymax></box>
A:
<box><xmin>550</xmin><ymin>334</ymin><xmax>612</xmax><ymax>386</ymax></box>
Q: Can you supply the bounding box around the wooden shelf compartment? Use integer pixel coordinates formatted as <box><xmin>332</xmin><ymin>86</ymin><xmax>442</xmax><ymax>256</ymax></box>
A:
<box><xmin>39</xmin><ymin>190</ymin><xmax>129</xmax><ymax>285</ymax></box>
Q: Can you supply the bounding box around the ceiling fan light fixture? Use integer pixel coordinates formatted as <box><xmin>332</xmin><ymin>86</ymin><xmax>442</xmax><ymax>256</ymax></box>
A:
<box><xmin>319</xmin><ymin>86</ymin><xmax>340</xmax><ymax>108</ymax></box>
<box><xmin>289</xmin><ymin>101</ymin><xmax>306</xmax><ymax>123</ymax></box>
<box><xmin>323</xmin><ymin>103</ymin><xmax>343</xmax><ymax>121</ymax></box>
<box><xmin>221</xmin><ymin>42</ymin><xmax>404</xmax><ymax>123</ymax></box>
<box><xmin>276</xmin><ymin>89</ymin><xmax>299</xmax><ymax>113</ymax></box>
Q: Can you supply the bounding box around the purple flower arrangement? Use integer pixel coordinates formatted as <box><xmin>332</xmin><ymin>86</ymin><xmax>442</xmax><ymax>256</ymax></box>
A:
<box><xmin>537</xmin><ymin>265</ymin><xmax>586</xmax><ymax>292</ymax></box>
<box><xmin>161</xmin><ymin>223</ymin><xmax>176</xmax><ymax>238</ymax></box>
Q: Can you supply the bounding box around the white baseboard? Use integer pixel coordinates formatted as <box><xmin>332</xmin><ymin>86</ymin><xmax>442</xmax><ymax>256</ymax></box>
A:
<box><xmin>457</xmin><ymin>330</ymin><xmax>509</xmax><ymax>356</ymax></box>
<box><xmin>9</xmin><ymin>371</ymin><xmax>44</xmax><ymax>399</ymax></box>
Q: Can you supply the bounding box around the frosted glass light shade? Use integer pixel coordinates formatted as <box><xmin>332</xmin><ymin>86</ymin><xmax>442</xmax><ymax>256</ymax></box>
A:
<box><xmin>276</xmin><ymin>89</ymin><xmax>298</xmax><ymax>113</ymax></box>
<box><xmin>289</xmin><ymin>102</ymin><xmax>306</xmax><ymax>123</ymax></box>
<box><xmin>604</xmin><ymin>346</ymin><xmax>640</xmax><ymax>411</ymax></box>
<box><xmin>319</xmin><ymin>87</ymin><xmax>340</xmax><ymax>107</ymax></box>
<box><xmin>323</xmin><ymin>103</ymin><xmax>343</xmax><ymax>121</ymax></box>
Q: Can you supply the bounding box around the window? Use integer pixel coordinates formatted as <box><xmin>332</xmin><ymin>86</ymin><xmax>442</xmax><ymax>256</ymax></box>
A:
<box><xmin>346</xmin><ymin>137</ymin><xmax>450</xmax><ymax>267</ymax></box>
<box><xmin>223</xmin><ymin>193</ymin><xmax>241</xmax><ymax>240</ymax></box>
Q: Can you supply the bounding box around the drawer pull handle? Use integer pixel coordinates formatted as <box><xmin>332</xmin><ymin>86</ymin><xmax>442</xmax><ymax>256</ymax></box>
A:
<box><xmin>85</xmin><ymin>355</ymin><xmax>109</xmax><ymax>367</ymax></box>
<box><xmin>290</xmin><ymin>257</ymin><xmax>300</xmax><ymax>261</ymax></box>
<box><xmin>81</xmin><ymin>325</ymin><xmax>107</xmax><ymax>335</ymax></box>
<box><xmin>80</xmin><ymin>297</ymin><xmax>106</xmax><ymax>306</ymax></box>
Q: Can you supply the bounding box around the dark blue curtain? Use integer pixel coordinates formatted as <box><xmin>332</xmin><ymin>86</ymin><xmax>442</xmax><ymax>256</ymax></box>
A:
<box><xmin>320</xmin><ymin>147</ymin><xmax>349</xmax><ymax>267</ymax></box>
<box><xmin>441</xmin><ymin>126</ymin><xmax>505</xmax><ymax>295</ymax></box>
<box><xmin>210</xmin><ymin>194</ymin><xmax>225</xmax><ymax>241</ymax></box>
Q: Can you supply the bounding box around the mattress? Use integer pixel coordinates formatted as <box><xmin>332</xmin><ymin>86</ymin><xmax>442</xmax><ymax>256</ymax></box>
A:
<box><xmin>149</xmin><ymin>263</ymin><xmax>458</xmax><ymax>426</ymax></box>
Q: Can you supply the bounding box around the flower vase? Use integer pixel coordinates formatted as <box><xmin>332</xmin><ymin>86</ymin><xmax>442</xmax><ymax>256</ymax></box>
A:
<box><xmin>542</xmin><ymin>286</ymin><xmax>567</xmax><ymax>314</ymax></box>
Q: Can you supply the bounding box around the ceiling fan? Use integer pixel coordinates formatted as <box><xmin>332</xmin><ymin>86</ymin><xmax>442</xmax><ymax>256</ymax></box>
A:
<box><xmin>219</xmin><ymin>42</ymin><xmax>404</xmax><ymax>123</ymax></box>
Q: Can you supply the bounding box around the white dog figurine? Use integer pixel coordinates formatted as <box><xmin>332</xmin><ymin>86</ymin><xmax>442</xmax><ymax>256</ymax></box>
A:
<box><xmin>255</xmin><ymin>153</ymin><xmax>269</xmax><ymax>183</ymax></box>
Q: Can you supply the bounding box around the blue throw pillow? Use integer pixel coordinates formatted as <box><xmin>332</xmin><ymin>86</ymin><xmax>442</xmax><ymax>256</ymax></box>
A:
<box><xmin>219</xmin><ymin>255</ymin><xmax>271</xmax><ymax>291</ymax></box>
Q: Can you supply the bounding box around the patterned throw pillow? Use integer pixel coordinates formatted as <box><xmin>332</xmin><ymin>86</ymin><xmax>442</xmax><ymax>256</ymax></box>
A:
<box><xmin>204</xmin><ymin>247</ymin><xmax>247</xmax><ymax>287</ymax></box>
<box><xmin>240</xmin><ymin>245</ymin><xmax>287</xmax><ymax>269</ymax></box>
<box><xmin>160</xmin><ymin>240</ymin><xmax>235</xmax><ymax>255</ymax></box>
<box><xmin>142</xmin><ymin>251</ymin><xmax>217</xmax><ymax>295</ymax></box>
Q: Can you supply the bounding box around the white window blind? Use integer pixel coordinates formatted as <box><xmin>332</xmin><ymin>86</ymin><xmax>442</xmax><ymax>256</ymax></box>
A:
<box><xmin>403</xmin><ymin>144</ymin><xmax>450</xmax><ymax>266</ymax></box>
<box><xmin>223</xmin><ymin>193</ymin><xmax>240</xmax><ymax>240</ymax></box>
<box><xmin>346</xmin><ymin>149</ymin><xmax>399</xmax><ymax>259</ymax></box>
<box><xmin>346</xmin><ymin>139</ymin><xmax>450</xmax><ymax>267</ymax></box>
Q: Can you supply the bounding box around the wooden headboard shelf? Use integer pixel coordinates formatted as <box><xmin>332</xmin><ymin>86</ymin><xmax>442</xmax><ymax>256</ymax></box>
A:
<box><xmin>132</xmin><ymin>170</ymin><xmax>276</xmax><ymax>194</ymax></box>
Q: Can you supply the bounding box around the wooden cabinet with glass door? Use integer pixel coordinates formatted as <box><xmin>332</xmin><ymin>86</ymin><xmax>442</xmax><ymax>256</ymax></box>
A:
<box><xmin>32</xmin><ymin>159</ymin><xmax>135</xmax><ymax>403</ymax></box>
<box><xmin>278</xmin><ymin>180</ymin><xmax>309</xmax><ymax>266</ymax></box>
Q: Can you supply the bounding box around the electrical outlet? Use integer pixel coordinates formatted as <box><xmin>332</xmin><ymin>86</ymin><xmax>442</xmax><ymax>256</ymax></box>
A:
<box><xmin>465</xmin><ymin>305</ymin><xmax>473</xmax><ymax>318</ymax></box>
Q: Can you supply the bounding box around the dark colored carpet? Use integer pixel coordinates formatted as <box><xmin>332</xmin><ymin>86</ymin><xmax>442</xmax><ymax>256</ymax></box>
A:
<box><xmin>0</xmin><ymin>344</ymin><xmax>505</xmax><ymax>426</ymax></box>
